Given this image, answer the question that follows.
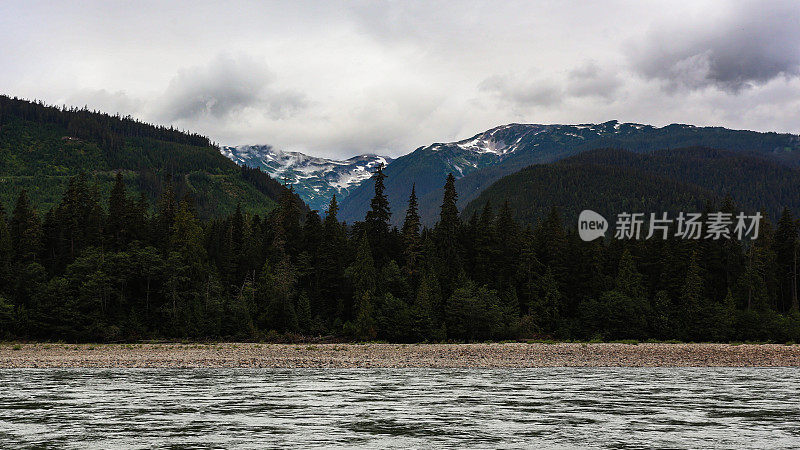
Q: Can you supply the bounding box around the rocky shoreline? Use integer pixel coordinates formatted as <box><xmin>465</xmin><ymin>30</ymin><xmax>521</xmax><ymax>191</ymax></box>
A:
<box><xmin>2</xmin><ymin>343</ymin><xmax>800</xmax><ymax>368</ymax></box>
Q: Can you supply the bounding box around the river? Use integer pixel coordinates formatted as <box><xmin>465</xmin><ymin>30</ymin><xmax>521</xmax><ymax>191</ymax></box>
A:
<box><xmin>2</xmin><ymin>368</ymin><xmax>799</xmax><ymax>448</ymax></box>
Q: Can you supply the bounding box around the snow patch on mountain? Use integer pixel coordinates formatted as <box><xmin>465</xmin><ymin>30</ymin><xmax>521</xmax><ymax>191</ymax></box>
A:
<box><xmin>221</xmin><ymin>145</ymin><xmax>392</xmax><ymax>212</ymax></box>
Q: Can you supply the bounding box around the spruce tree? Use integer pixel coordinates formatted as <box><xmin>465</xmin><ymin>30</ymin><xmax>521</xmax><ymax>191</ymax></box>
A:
<box><xmin>410</xmin><ymin>269</ymin><xmax>440</xmax><ymax>341</ymax></box>
<box><xmin>532</xmin><ymin>267</ymin><xmax>561</xmax><ymax>333</ymax></box>
<box><xmin>10</xmin><ymin>190</ymin><xmax>42</xmax><ymax>264</ymax></box>
<box><xmin>435</xmin><ymin>173</ymin><xmax>462</xmax><ymax>298</ymax></box>
<box><xmin>107</xmin><ymin>172</ymin><xmax>128</xmax><ymax>250</ymax></box>
<box><xmin>277</xmin><ymin>185</ymin><xmax>303</xmax><ymax>256</ymax></box>
<box><xmin>602</xmin><ymin>249</ymin><xmax>650</xmax><ymax>339</ymax></box>
<box><xmin>346</xmin><ymin>234</ymin><xmax>377</xmax><ymax>340</ymax></box>
<box><xmin>155</xmin><ymin>179</ymin><xmax>176</xmax><ymax>250</ymax></box>
<box><xmin>496</xmin><ymin>200</ymin><xmax>521</xmax><ymax>284</ymax></box>
<box><xmin>438</xmin><ymin>173</ymin><xmax>460</xmax><ymax>239</ymax></box>
<box><xmin>296</xmin><ymin>291</ymin><xmax>312</xmax><ymax>333</ymax></box>
<box><xmin>401</xmin><ymin>185</ymin><xmax>421</xmax><ymax>279</ymax></box>
<box><xmin>473</xmin><ymin>201</ymin><xmax>498</xmax><ymax>285</ymax></box>
<box><xmin>320</xmin><ymin>195</ymin><xmax>347</xmax><ymax>319</ymax></box>
<box><xmin>681</xmin><ymin>251</ymin><xmax>709</xmax><ymax>340</ymax></box>
<box><xmin>774</xmin><ymin>208</ymin><xmax>798</xmax><ymax>313</ymax></box>
<box><xmin>365</xmin><ymin>164</ymin><xmax>391</xmax><ymax>263</ymax></box>
<box><xmin>0</xmin><ymin>213</ymin><xmax>11</xmax><ymax>292</ymax></box>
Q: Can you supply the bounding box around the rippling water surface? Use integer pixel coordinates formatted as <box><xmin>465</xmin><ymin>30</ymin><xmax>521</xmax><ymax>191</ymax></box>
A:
<box><xmin>1</xmin><ymin>368</ymin><xmax>800</xmax><ymax>448</ymax></box>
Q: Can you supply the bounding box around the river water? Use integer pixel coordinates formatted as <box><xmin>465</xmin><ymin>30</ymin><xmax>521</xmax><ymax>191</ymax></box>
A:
<box><xmin>1</xmin><ymin>368</ymin><xmax>799</xmax><ymax>448</ymax></box>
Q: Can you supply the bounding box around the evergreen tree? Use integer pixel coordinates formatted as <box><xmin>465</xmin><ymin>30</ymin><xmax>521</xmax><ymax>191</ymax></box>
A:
<box><xmin>681</xmin><ymin>251</ymin><xmax>709</xmax><ymax>340</ymax></box>
<box><xmin>296</xmin><ymin>291</ymin><xmax>312</xmax><ymax>333</ymax></box>
<box><xmin>277</xmin><ymin>185</ymin><xmax>303</xmax><ymax>256</ymax></box>
<box><xmin>437</xmin><ymin>173</ymin><xmax>460</xmax><ymax>242</ymax></box>
<box><xmin>0</xmin><ymin>213</ymin><xmax>11</xmax><ymax>293</ymax></box>
<box><xmin>319</xmin><ymin>195</ymin><xmax>348</xmax><ymax>320</ymax></box>
<box><xmin>473</xmin><ymin>201</ymin><xmax>499</xmax><ymax>284</ymax></box>
<box><xmin>401</xmin><ymin>185</ymin><xmax>422</xmax><ymax>279</ymax></box>
<box><xmin>410</xmin><ymin>269</ymin><xmax>440</xmax><ymax>341</ymax></box>
<box><xmin>365</xmin><ymin>164</ymin><xmax>391</xmax><ymax>264</ymax></box>
<box><xmin>531</xmin><ymin>267</ymin><xmax>561</xmax><ymax>334</ymax></box>
<box><xmin>10</xmin><ymin>190</ymin><xmax>42</xmax><ymax>264</ymax></box>
<box><xmin>445</xmin><ymin>272</ymin><xmax>502</xmax><ymax>341</ymax></box>
<box><xmin>496</xmin><ymin>200</ymin><xmax>521</xmax><ymax>284</ymax></box>
<box><xmin>259</xmin><ymin>256</ymin><xmax>298</xmax><ymax>334</ymax></box>
<box><xmin>601</xmin><ymin>249</ymin><xmax>650</xmax><ymax>339</ymax></box>
<box><xmin>434</xmin><ymin>173</ymin><xmax>462</xmax><ymax>298</ymax></box>
<box><xmin>106</xmin><ymin>172</ymin><xmax>128</xmax><ymax>250</ymax></box>
<box><xmin>774</xmin><ymin>208</ymin><xmax>798</xmax><ymax>313</ymax></box>
<box><xmin>154</xmin><ymin>179</ymin><xmax>176</xmax><ymax>250</ymax></box>
<box><xmin>346</xmin><ymin>234</ymin><xmax>377</xmax><ymax>340</ymax></box>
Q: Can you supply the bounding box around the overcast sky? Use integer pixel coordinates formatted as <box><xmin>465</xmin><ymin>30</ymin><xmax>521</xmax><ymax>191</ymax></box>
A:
<box><xmin>2</xmin><ymin>0</ymin><xmax>799</xmax><ymax>158</ymax></box>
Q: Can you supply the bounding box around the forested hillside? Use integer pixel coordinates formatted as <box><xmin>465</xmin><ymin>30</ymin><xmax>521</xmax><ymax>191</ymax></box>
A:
<box><xmin>340</xmin><ymin>121</ymin><xmax>800</xmax><ymax>225</ymax></box>
<box><xmin>0</xmin><ymin>96</ymin><xmax>299</xmax><ymax>218</ymax></box>
<box><xmin>464</xmin><ymin>147</ymin><xmax>800</xmax><ymax>225</ymax></box>
<box><xmin>1</xmin><ymin>166</ymin><xmax>798</xmax><ymax>343</ymax></box>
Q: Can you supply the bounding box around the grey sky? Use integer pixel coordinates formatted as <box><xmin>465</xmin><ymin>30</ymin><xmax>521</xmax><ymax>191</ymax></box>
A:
<box><xmin>1</xmin><ymin>0</ymin><xmax>798</xmax><ymax>158</ymax></box>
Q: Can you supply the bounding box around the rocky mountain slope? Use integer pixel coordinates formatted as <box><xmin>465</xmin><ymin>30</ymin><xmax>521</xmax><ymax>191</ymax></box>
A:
<box><xmin>337</xmin><ymin>121</ymin><xmax>800</xmax><ymax>225</ymax></box>
<box><xmin>222</xmin><ymin>145</ymin><xmax>391</xmax><ymax>212</ymax></box>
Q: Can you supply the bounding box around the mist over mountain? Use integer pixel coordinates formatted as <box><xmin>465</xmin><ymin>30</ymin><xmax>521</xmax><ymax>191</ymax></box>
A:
<box><xmin>221</xmin><ymin>145</ymin><xmax>391</xmax><ymax>212</ymax></box>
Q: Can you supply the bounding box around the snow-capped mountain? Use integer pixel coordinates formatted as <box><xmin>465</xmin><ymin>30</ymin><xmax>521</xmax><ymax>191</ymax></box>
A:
<box><xmin>338</xmin><ymin>120</ymin><xmax>800</xmax><ymax>224</ymax></box>
<box><xmin>221</xmin><ymin>145</ymin><xmax>392</xmax><ymax>211</ymax></box>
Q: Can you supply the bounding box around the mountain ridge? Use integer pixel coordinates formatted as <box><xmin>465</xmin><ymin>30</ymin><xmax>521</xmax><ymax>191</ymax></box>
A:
<box><xmin>0</xmin><ymin>95</ymin><xmax>295</xmax><ymax>217</ymax></box>
<box><xmin>463</xmin><ymin>146</ymin><xmax>800</xmax><ymax>225</ymax></box>
<box><xmin>338</xmin><ymin>120</ymin><xmax>800</xmax><ymax>225</ymax></box>
<box><xmin>221</xmin><ymin>145</ymin><xmax>392</xmax><ymax>212</ymax></box>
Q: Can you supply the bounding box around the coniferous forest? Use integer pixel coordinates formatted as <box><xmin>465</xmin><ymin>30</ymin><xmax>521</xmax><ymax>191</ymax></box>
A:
<box><xmin>1</xmin><ymin>161</ymin><xmax>799</xmax><ymax>343</ymax></box>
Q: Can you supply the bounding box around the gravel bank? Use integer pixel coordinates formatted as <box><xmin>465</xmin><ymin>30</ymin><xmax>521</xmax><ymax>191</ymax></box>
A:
<box><xmin>2</xmin><ymin>343</ymin><xmax>800</xmax><ymax>368</ymax></box>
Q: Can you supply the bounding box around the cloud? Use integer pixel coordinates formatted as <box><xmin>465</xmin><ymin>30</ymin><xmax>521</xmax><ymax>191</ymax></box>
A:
<box><xmin>630</xmin><ymin>0</ymin><xmax>800</xmax><ymax>92</ymax></box>
<box><xmin>567</xmin><ymin>61</ymin><xmax>622</xmax><ymax>99</ymax></box>
<box><xmin>156</xmin><ymin>54</ymin><xmax>307</xmax><ymax>122</ymax></box>
<box><xmin>64</xmin><ymin>89</ymin><xmax>143</xmax><ymax>116</ymax></box>
<box><xmin>3</xmin><ymin>1</ymin><xmax>800</xmax><ymax>158</ymax></box>
<box><xmin>478</xmin><ymin>74</ymin><xmax>563</xmax><ymax>108</ymax></box>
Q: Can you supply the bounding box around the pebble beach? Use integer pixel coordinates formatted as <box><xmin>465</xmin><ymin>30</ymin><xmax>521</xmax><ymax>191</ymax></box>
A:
<box><xmin>2</xmin><ymin>342</ymin><xmax>800</xmax><ymax>368</ymax></box>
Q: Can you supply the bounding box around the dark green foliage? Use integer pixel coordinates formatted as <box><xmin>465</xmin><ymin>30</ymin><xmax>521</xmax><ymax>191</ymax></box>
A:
<box><xmin>464</xmin><ymin>147</ymin><xmax>800</xmax><ymax>226</ymax></box>
<box><xmin>402</xmin><ymin>185</ymin><xmax>422</xmax><ymax>279</ymax></box>
<box><xmin>0</xmin><ymin>95</ymin><xmax>297</xmax><ymax>218</ymax></box>
<box><xmin>2</xmin><ymin>154</ymin><xmax>800</xmax><ymax>343</ymax></box>
<box><xmin>364</xmin><ymin>164</ymin><xmax>391</xmax><ymax>264</ymax></box>
<box><xmin>338</xmin><ymin>121</ymin><xmax>800</xmax><ymax>226</ymax></box>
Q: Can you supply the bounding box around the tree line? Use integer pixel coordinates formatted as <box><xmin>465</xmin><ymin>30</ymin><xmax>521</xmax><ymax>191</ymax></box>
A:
<box><xmin>0</xmin><ymin>165</ymin><xmax>799</xmax><ymax>342</ymax></box>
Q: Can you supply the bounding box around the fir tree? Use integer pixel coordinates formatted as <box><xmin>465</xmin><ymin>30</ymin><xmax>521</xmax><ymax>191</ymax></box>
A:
<box><xmin>435</xmin><ymin>173</ymin><xmax>462</xmax><ymax>297</ymax></box>
<box><xmin>346</xmin><ymin>234</ymin><xmax>377</xmax><ymax>340</ymax></box>
<box><xmin>365</xmin><ymin>164</ymin><xmax>391</xmax><ymax>263</ymax></box>
<box><xmin>319</xmin><ymin>195</ymin><xmax>347</xmax><ymax>319</ymax></box>
<box><xmin>10</xmin><ymin>190</ymin><xmax>42</xmax><ymax>264</ymax></box>
<box><xmin>296</xmin><ymin>291</ymin><xmax>312</xmax><ymax>333</ymax></box>
<box><xmin>106</xmin><ymin>172</ymin><xmax>128</xmax><ymax>250</ymax></box>
<box><xmin>410</xmin><ymin>269</ymin><xmax>440</xmax><ymax>341</ymax></box>
<box><xmin>774</xmin><ymin>208</ymin><xmax>798</xmax><ymax>313</ymax></box>
<box><xmin>0</xmin><ymin>213</ymin><xmax>11</xmax><ymax>293</ymax></box>
<box><xmin>401</xmin><ymin>185</ymin><xmax>422</xmax><ymax>279</ymax></box>
<box><xmin>154</xmin><ymin>179</ymin><xmax>176</xmax><ymax>250</ymax></box>
<box><xmin>438</xmin><ymin>173</ymin><xmax>460</xmax><ymax>239</ymax></box>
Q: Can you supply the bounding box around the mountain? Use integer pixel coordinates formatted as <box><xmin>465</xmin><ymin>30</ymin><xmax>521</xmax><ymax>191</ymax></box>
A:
<box><xmin>337</xmin><ymin>121</ymin><xmax>800</xmax><ymax>225</ymax></box>
<box><xmin>0</xmin><ymin>95</ymin><xmax>298</xmax><ymax>218</ymax></box>
<box><xmin>221</xmin><ymin>145</ymin><xmax>392</xmax><ymax>212</ymax></box>
<box><xmin>463</xmin><ymin>147</ymin><xmax>800</xmax><ymax>225</ymax></box>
